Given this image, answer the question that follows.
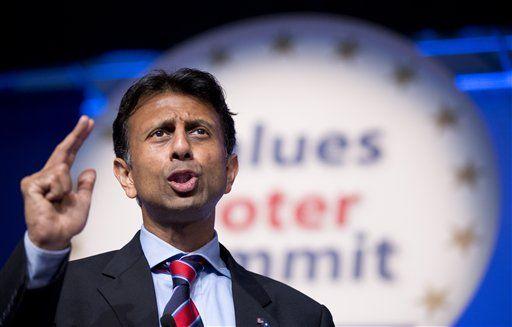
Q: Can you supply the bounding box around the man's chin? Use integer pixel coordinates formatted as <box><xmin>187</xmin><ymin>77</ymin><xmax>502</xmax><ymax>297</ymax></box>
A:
<box><xmin>159</xmin><ymin>205</ymin><xmax>211</xmax><ymax>225</ymax></box>
<box><xmin>173</xmin><ymin>189</ymin><xmax>197</xmax><ymax>198</ymax></box>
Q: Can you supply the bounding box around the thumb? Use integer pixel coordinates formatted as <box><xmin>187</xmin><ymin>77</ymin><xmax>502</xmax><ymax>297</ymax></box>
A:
<box><xmin>77</xmin><ymin>169</ymin><xmax>96</xmax><ymax>200</ymax></box>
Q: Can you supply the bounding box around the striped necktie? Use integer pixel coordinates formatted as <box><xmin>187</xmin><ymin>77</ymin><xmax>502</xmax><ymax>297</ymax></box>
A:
<box><xmin>154</xmin><ymin>254</ymin><xmax>207</xmax><ymax>327</ymax></box>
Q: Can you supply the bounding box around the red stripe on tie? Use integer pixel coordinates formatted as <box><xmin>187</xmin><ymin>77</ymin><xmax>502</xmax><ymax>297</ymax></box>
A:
<box><xmin>170</xmin><ymin>260</ymin><xmax>196</xmax><ymax>282</ymax></box>
<box><xmin>173</xmin><ymin>300</ymin><xmax>200</xmax><ymax>327</ymax></box>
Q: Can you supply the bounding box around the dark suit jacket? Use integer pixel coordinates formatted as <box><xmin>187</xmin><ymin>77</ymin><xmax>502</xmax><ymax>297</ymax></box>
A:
<box><xmin>0</xmin><ymin>232</ymin><xmax>334</xmax><ymax>326</ymax></box>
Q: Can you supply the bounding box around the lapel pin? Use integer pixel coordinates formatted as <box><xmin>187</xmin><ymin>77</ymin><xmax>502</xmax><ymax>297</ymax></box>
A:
<box><xmin>256</xmin><ymin>317</ymin><xmax>270</xmax><ymax>327</ymax></box>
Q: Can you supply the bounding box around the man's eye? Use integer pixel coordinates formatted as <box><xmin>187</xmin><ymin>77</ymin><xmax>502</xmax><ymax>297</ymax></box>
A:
<box><xmin>152</xmin><ymin>129</ymin><xmax>167</xmax><ymax>137</ymax></box>
<box><xmin>192</xmin><ymin>128</ymin><xmax>208</xmax><ymax>135</ymax></box>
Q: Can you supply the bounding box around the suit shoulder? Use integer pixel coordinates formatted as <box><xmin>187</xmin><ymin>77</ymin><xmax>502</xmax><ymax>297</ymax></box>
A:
<box><xmin>67</xmin><ymin>250</ymin><xmax>117</xmax><ymax>274</ymax></box>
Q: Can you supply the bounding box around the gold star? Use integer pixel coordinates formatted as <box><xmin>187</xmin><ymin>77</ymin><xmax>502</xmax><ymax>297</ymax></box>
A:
<box><xmin>419</xmin><ymin>287</ymin><xmax>448</xmax><ymax>315</ymax></box>
<box><xmin>336</xmin><ymin>39</ymin><xmax>359</xmax><ymax>59</ymax></box>
<box><xmin>435</xmin><ymin>105</ymin><xmax>458</xmax><ymax>130</ymax></box>
<box><xmin>272</xmin><ymin>34</ymin><xmax>293</xmax><ymax>53</ymax></box>
<box><xmin>456</xmin><ymin>162</ymin><xmax>480</xmax><ymax>188</ymax></box>
<box><xmin>451</xmin><ymin>225</ymin><xmax>478</xmax><ymax>252</ymax></box>
<box><xmin>210</xmin><ymin>48</ymin><xmax>229</xmax><ymax>66</ymax></box>
<box><xmin>393</xmin><ymin>64</ymin><xmax>416</xmax><ymax>86</ymax></box>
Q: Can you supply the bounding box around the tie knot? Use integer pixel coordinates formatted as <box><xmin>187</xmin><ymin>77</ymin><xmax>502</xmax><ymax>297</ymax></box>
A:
<box><xmin>156</xmin><ymin>254</ymin><xmax>208</xmax><ymax>286</ymax></box>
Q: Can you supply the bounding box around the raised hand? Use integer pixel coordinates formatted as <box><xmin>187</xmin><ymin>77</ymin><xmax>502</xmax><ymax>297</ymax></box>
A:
<box><xmin>20</xmin><ymin>116</ymin><xmax>96</xmax><ymax>250</ymax></box>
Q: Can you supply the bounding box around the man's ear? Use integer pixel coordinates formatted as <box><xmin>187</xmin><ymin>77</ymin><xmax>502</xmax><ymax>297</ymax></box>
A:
<box><xmin>224</xmin><ymin>153</ymin><xmax>239</xmax><ymax>194</ymax></box>
<box><xmin>113</xmin><ymin>158</ymin><xmax>137</xmax><ymax>198</ymax></box>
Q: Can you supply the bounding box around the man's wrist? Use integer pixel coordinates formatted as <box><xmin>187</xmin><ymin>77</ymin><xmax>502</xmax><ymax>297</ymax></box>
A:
<box><xmin>24</xmin><ymin>231</ymin><xmax>71</xmax><ymax>256</ymax></box>
<box><xmin>27</xmin><ymin>231</ymin><xmax>71</xmax><ymax>251</ymax></box>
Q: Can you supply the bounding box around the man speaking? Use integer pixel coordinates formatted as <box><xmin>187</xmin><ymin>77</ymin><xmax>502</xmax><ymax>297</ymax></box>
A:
<box><xmin>0</xmin><ymin>68</ymin><xmax>335</xmax><ymax>326</ymax></box>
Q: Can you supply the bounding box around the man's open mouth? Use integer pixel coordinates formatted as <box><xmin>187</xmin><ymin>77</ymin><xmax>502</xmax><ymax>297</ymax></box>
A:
<box><xmin>168</xmin><ymin>170</ymin><xmax>199</xmax><ymax>193</ymax></box>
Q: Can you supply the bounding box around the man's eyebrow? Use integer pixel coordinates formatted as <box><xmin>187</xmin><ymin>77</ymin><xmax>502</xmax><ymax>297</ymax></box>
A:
<box><xmin>185</xmin><ymin>119</ymin><xmax>216</xmax><ymax>131</ymax></box>
<box><xmin>146</xmin><ymin>118</ymin><xmax>216</xmax><ymax>132</ymax></box>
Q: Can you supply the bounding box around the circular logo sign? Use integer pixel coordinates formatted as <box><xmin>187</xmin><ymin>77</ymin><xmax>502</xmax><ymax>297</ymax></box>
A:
<box><xmin>73</xmin><ymin>14</ymin><xmax>499</xmax><ymax>325</ymax></box>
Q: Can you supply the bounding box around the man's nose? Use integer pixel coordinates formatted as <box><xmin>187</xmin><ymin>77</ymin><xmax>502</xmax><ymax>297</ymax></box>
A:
<box><xmin>170</xmin><ymin>129</ymin><xmax>193</xmax><ymax>160</ymax></box>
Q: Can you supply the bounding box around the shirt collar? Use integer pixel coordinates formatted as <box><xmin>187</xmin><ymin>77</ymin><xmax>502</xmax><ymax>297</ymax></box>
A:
<box><xmin>139</xmin><ymin>224</ymin><xmax>230</xmax><ymax>278</ymax></box>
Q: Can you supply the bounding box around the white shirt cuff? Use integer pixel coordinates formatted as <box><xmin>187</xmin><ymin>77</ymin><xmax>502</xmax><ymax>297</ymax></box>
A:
<box><xmin>24</xmin><ymin>231</ymin><xmax>70</xmax><ymax>289</ymax></box>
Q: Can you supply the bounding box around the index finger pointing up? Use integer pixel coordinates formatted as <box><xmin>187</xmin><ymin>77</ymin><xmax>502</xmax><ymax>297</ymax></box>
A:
<box><xmin>44</xmin><ymin>115</ymin><xmax>95</xmax><ymax>169</ymax></box>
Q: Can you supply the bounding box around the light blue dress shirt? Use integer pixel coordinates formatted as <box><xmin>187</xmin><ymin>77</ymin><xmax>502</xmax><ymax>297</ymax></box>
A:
<box><xmin>23</xmin><ymin>227</ymin><xmax>236</xmax><ymax>327</ymax></box>
<box><xmin>139</xmin><ymin>225</ymin><xmax>235</xmax><ymax>327</ymax></box>
<box><xmin>24</xmin><ymin>232</ymin><xmax>71</xmax><ymax>289</ymax></box>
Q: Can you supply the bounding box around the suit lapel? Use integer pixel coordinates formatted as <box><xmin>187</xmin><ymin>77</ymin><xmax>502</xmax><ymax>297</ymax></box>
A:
<box><xmin>95</xmin><ymin>234</ymin><xmax>278</xmax><ymax>326</ymax></box>
<box><xmin>220</xmin><ymin>244</ymin><xmax>279</xmax><ymax>327</ymax></box>
<box><xmin>98</xmin><ymin>232</ymin><xmax>159</xmax><ymax>326</ymax></box>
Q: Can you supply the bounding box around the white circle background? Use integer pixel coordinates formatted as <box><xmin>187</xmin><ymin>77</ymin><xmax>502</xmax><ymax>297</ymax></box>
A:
<box><xmin>72</xmin><ymin>14</ymin><xmax>500</xmax><ymax>325</ymax></box>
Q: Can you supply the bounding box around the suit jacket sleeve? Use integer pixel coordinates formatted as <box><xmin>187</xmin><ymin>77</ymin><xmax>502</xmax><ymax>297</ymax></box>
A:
<box><xmin>0</xmin><ymin>239</ymin><xmax>69</xmax><ymax>326</ymax></box>
<box><xmin>320</xmin><ymin>304</ymin><xmax>335</xmax><ymax>327</ymax></box>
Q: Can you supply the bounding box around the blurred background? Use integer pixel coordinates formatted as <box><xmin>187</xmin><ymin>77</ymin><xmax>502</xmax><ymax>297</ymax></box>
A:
<box><xmin>0</xmin><ymin>2</ymin><xmax>510</xmax><ymax>326</ymax></box>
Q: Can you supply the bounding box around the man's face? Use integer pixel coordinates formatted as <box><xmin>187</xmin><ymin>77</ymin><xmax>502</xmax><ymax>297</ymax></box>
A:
<box><xmin>114</xmin><ymin>92</ymin><xmax>238</xmax><ymax>223</ymax></box>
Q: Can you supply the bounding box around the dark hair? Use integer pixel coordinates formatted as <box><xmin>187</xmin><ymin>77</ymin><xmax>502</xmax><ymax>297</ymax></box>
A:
<box><xmin>113</xmin><ymin>68</ymin><xmax>237</xmax><ymax>162</ymax></box>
